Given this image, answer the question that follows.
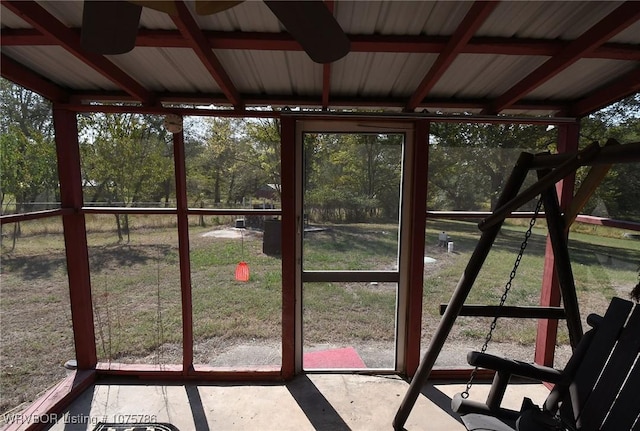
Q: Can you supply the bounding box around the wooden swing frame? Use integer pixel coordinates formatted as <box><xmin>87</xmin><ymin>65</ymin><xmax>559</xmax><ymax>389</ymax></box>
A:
<box><xmin>393</xmin><ymin>139</ymin><xmax>640</xmax><ymax>430</ymax></box>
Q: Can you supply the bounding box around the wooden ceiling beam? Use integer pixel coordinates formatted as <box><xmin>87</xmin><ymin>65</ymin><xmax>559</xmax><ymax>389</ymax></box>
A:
<box><xmin>483</xmin><ymin>1</ymin><xmax>640</xmax><ymax>114</ymax></box>
<box><xmin>567</xmin><ymin>66</ymin><xmax>640</xmax><ymax>118</ymax></box>
<box><xmin>4</xmin><ymin>28</ymin><xmax>639</xmax><ymax>61</ymax></box>
<box><xmin>404</xmin><ymin>1</ymin><xmax>500</xmax><ymax>112</ymax></box>
<box><xmin>171</xmin><ymin>1</ymin><xmax>243</xmax><ymax>109</ymax></box>
<box><xmin>63</xmin><ymin>90</ymin><xmax>566</xmax><ymax>115</ymax></box>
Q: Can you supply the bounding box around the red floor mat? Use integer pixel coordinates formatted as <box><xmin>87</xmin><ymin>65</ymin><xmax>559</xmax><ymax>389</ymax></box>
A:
<box><xmin>303</xmin><ymin>347</ymin><xmax>367</xmax><ymax>368</ymax></box>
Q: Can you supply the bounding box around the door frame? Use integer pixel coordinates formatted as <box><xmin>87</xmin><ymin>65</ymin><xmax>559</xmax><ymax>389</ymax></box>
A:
<box><xmin>285</xmin><ymin>117</ymin><xmax>429</xmax><ymax>374</ymax></box>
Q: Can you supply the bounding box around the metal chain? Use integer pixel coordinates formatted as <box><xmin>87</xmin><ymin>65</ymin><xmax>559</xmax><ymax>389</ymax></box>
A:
<box><xmin>461</xmin><ymin>195</ymin><xmax>544</xmax><ymax>399</ymax></box>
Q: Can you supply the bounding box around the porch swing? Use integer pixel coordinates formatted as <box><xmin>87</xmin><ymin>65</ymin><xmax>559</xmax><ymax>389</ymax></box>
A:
<box><xmin>452</xmin><ymin>295</ymin><xmax>639</xmax><ymax>431</ymax></box>
<box><xmin>393</xmin><ymin>140</ymin><xmax>640</xmax><ymax>431</ymax></box>
<box><xmin>450</xmin><ymin>203</ymin><xmax>639</xmax><ymax>430</ymax></box>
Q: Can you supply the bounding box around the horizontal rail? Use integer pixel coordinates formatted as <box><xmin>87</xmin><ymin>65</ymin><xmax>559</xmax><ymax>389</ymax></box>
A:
<box><xmin>283</xmin><ymin>110</ymin><xmax>578</xmax><ymax>125</ymax></box>
<box><xmin>439</xmin><ymin>304</ymin><xmax>566</xmax><ymax>319</ymax></box>
<box><xmin>3</xmin><ymin>208</ymin><xmax>634</xmax><ymax>233</ymax></box>
<box><xmin>82</xmin><ymin>207</ymin><xmax>178</xmax><ymax>215</ymax></box>
<box><xmin>427</xmin><ymin>211</ymin><xmax>545</xmax><ymax>219</ymax></box>
<box><xmin>574</xmin><ymin>215</ymin><xmax>640</xmax><ymax>232</ymax></box>
<box><xmin>0</xmin><ymin>208</ymin><xmax>73</xmax><ymax>224</ymax></box>
<box><xmin>81</xmin><ymin>207</ymin><xmax>281</xmax><ymax>216</ymax></box>
<box><xmin>427</xmin><ymin>211</ymin><xmax>639</xmax><ymax>232</ymax></box>
<box><xmin>188</xmin><ymin>208</ymin><xmax>281</xmax><ymax>216</ymax></box>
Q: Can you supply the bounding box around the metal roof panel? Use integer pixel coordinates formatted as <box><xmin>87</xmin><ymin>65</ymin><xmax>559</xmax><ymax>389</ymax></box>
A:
<box><xmin>2</xmin><ymin>46</ymin><xmax>118</xmax><ymax>90</ymax></box>
<box><xmin>431</xmin><ymin>54</ymin><xmax>549</xmax><ymax>99</ymax></box>
<box><xmin>105</xmin><ymin>48</ymin><xmax>221</xmax><ymax>93</ymax></box>
<box><xmin>1</xmin><ymin>1</ymin><xmax>637</xmax><ymax>116</ymax></box>
<box><xmin>214</xmin><ymin>49</ymin><xmax>322</xmax><ymax>95</ymax></box>
<box><xmin>478</xmin><ymin>1</ymin><xmax>623</xmax><ymax>39</ymax></box>
<box><xmin>331</xmin><ymin>52</ymin><xmax>437</xmax><ymax>97</ymax></box>
<box><xmin>528</xmin><ymin>59</ymin><xmax>640</xmax><ymax>100</ymax></box>
<box><xmin>1</xmin><ymin>5</ymin><xmax>32</xmax><ymax>28</ymax></box>
<box><xmin>337</xmin><ymin>1</ymin><xmax>472</xmax><ymax>35</ymax></box>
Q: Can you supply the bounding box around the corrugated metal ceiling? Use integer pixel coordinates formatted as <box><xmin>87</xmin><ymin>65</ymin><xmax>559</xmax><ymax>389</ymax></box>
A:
<box><xmin>1</xmin><ymin>0</ymin><xmax>638</xmax><ymax>117</ymax></box>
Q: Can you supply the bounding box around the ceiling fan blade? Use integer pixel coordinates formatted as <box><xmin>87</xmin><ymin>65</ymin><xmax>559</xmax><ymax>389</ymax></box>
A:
<box><xmin>81</xmin><ymin>1</ymin><xmax>142</xmax><ymax>55</ymax></box>
<box><xmin>195</xmin><ymin>1</ymin><xmax>244</xmax><ymax>15</ymax></box>
<box><xmin>264</xmin><ymin>0</ymin><xmax>350</xmax><ymax>63</ymax></box>
<box><xmin>128</xmin><ymin>1</ymin><xmax>178</xmax><ymax>15</ymax></box>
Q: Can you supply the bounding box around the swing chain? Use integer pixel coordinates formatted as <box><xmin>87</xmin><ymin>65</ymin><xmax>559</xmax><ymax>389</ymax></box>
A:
<box><xmin>461</xmin><ymin>195</ymin><xmax>545</xmax><ymax>399</ymax></box>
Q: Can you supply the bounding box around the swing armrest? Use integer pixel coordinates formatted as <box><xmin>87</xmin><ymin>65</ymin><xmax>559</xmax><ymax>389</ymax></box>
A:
<box><xmin>467</xmin><ymin>351</ymin><xmax>563</xmax><ymax>384</ymax></box>
<box><xmin>451</xmin><ymin>392</ymin><xmax>521</xmax><ymax>420</ymax></box>
<box><xmin>452</xmin><ymin>352</ymin><xmax>563</xmax><ymax>422</ymax></box>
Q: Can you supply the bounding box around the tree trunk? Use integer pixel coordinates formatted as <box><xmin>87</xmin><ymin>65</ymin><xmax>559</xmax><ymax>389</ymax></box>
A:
<box><xmin>214</xmin><ymin>171</ymin><xmax>221</xmax><ymax>204</ymax></box>
<box><xmin>115</xmin><ymin>214</ymin><xmax>123</xmax><ymax>242</ymax></box>
<box><xmin>124</xmin><ymin>214</ymin><xmax>130</xmax><ymax>243</ymax></box>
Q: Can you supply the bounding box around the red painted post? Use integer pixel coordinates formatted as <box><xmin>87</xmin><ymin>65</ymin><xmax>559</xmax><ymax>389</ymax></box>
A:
<box><xmin>534</xmin><ymin>121</ymin><xmax>579</xmax><ymax>366</ymax></box>
<box><xmin>280</xmin><ymin>115</ymin><xmax>296</xmax><ymax>379</ymax></box>
<box><xmin>405</xmin><ymin>119</ymin><xmax>429</xmax><ymax>376</ymax></box>
<box><xmin>53</xmin><ymin>106</ymin><xmax>97</xmax><ymax>369</ymax></box>
<box><xmin>172</xmin><ymin>130</ymin><xmax>194</xmax><ymax>372</ymax></box>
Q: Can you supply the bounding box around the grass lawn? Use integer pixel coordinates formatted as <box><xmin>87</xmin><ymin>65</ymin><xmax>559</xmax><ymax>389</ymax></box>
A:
<box><xmin>1</xmin><ymin>215</ymin><xmax>638</xmax><ymax>414</ymax></box>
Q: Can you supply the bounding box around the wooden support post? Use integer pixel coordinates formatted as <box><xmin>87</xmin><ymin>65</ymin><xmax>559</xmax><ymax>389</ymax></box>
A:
<box><xmin>280</xmin><ymin>115</ymin><xmax>296</xmax><ymax>379</ymax></box>
<box><xmin>53</xmin><ymin>106</ymin><xmax>97</xmax><ymax>369</ymax></box>
<box><xmin>173</xmin><ymin>130</ymin><xmax>194</xmax><ymax>373</ymax></box>
<box><xmin>539</xmin><ymin>171</ymin><xmax>583</xmax><ymax>348</ymax></box>
<box><xmin>393</xmin><ymin>151</ymin><xmax>534</xmax><ymax>430</ymax></box>
<box><xmin>404</xmin><ymin>119</ymin><xmax>430</xmax><ymax>376</ymax></box>
<box><xmin>536</xmin><ymin>236</ymin><xmax>564</xmax><ymax>366</ymax></box>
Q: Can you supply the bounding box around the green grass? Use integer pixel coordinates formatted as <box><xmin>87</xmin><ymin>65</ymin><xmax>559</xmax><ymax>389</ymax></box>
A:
<box><xmin>1</xmin><ymin>216</ymin><xmax>639</xmax><ymax>414</ymax></box>
<box><xmin>421</xmin><ymin>219</ymin><xmax>639</xmax><ymax>349</ymax></box>
<box><xmin>303</xmin><ymin>223</ymin><xmax>399</xmax><ymax>270</ymax></box>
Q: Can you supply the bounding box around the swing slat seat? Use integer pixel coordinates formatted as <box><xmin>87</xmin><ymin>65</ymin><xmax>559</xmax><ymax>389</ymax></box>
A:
<box><xmin>452</xmin><ymin>297</ymin><xmax>640</xmax><ymax>431</ymax></box>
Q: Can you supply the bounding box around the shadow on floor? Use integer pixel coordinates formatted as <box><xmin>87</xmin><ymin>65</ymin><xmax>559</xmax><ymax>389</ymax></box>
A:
<box><xmin>286</xmin><ymin>375</ymin><xmax>351</xmax><ymax>430</ymax></box>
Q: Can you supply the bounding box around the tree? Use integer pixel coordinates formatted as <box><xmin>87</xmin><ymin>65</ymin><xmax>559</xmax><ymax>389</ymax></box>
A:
<box><xmin>191</xmin><ymin>117</ymin><xmax>251</xmax><ymax>206</ymax></box>
<box><xmin>245</xmin><ymin>118</ymin><xmax>282</xmax><ymax>201</ymax></box>
<box><xmin>79</xmin><ymin>113</ymin><xmax>173</xmax><ymax>241</ymax></box>
<box><xmin>428</xmin><ymin>123</ymin><xmax>555</xmax><ymax>211</ymax></box>
<box><xmin>0</xmin><ymin>80</ymin><xmax>58</xmax><ymax>246</ymax></box>
<box><xmin>0</xmin><ymin>79</ymin><xmax>58</xmax><ymax>214</ymax></box>
<box><xmin>303</xmin><ymin>132</ymin><xmax>402</xmax><ymax>222</ymax></box>
<box><xmin>579</xmin><ymin>95</ymin><xmax>640</xmax><ymax>221</ymax></box>
<box><xmin>0</xmin><ymin>78</ymin><xmax>53</xmax><ymax>138</ymax></box>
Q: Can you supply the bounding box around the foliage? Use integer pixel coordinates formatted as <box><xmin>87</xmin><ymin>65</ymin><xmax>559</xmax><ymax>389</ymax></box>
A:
<box><xmin>186</xmin><ymin>117</ymin><xmax>280</xmax><ymax>207</ymax></box>
<box><xmin>304</xmin><ymin>132</ymin><xmax>403</xmax><ymax>222</ymax></box>
<box><xmin>0</xmin><ymin>78</ymin><xmax>53</xmax><ymax>138</ymax></box>
<box><xmin>578</xmin><ymin>94</ymin><xmax>640</xmax><ymax>222</ymax></box>
<box><xmin>428</xmin><ymin>123</ymin><xmax>555</xmax><ymax>211</ymax></box>
<box><xmin>0</xmin><ymin>79</ymin><xmax>58</xmax><ymax>215</ymax></box>
<box><xmin>245</xmin><ymin>118</ymin><xmax>282</xmax><ymax>199</ymax></box>
<box><xmin>79</xmin><ymin>113</ymin><xmax>173</xmax><ymax>240</ymax></box>
<box><xmin>1</xmin><ymin>78</ymin><xmax>638</xmax><ymax>226</ymax></box>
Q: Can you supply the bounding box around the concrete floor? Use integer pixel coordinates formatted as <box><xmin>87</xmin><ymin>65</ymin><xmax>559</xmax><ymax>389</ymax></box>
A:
<box><xmin>48</xmin><ymin>374</ymin><xmax>550</xmax><ymax>430</ymax></box>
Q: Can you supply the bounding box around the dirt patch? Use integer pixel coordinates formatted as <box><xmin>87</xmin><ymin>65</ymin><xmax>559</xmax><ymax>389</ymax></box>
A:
<box><xmin>201</xmin><ymin>228</ymin><xmax>262</xmax><ymax>239</ymax></box>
